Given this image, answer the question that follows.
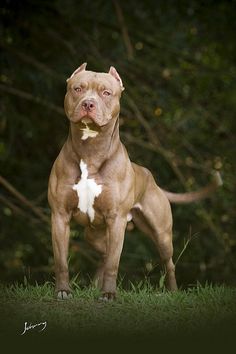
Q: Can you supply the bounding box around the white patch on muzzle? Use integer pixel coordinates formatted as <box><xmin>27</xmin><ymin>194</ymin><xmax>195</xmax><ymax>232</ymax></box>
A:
<box><xmin>72</xmin><ymin>160</ymin><xmax>102</xmax><ymax>222</ymax></box>
<box><xmin>80</xmin><ymin>121</ymin><xmax>99</xmax><ymax>140</ymax></box>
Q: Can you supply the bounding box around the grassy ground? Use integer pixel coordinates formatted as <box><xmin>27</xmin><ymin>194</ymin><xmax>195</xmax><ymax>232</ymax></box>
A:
<box><xmin>0</xmin><ymin>280</ymin><xmax>236</xmax><ymax>348</ymax></box>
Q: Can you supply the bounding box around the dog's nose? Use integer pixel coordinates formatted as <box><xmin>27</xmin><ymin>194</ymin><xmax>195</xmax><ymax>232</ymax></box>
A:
<box><xmin>82</xmin><ymin>99</ymin><xmax>95</xmax><ymax>111</ymax></box>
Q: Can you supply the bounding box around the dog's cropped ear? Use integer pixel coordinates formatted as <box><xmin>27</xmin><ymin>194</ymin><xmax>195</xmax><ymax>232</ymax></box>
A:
<box><xmin>108</xmin><ymin>66</ymin><xmax>125</xmax><ymax>91</ymax></box>
<box><xmin>67</xmin><ymin>63</ymin><xmax>87</xmax><ymax>82</ymax></box>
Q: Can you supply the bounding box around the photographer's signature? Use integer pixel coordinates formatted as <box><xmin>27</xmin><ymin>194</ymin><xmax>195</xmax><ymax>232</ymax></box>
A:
<box><xmin>20</xmin><ymin>321</ymin><xmax>47</xmax><ymax>335</ymax></box>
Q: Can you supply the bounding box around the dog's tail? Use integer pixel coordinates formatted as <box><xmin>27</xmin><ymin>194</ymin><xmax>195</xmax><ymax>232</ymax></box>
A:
<box><xmin>162</xmin><ymin>171</ymin><xmax>223</xmax><ymax>204</ymax></box>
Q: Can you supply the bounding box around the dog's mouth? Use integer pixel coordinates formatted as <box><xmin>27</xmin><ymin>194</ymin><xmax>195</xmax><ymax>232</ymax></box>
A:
<box><xmin>81</xmin><ymin>117</ymin><xmax>94</xmax><ymax>124</ymax></box>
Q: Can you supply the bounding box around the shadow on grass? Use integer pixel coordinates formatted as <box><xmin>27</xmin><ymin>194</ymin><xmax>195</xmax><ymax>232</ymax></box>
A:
<box><xmin>0</xmin><ymin>281</ymin><xmax>235</xmax><ymax>350</ymax></box>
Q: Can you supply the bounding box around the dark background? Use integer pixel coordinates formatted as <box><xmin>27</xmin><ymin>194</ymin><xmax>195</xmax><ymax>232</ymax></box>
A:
<box><xmin>0</xmin><ymin>0</ymin><xmax>235</xmax><ymax>288</ymax></box>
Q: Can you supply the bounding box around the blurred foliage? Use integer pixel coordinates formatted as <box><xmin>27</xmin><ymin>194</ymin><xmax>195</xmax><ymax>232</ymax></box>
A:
<box><xmin>0</xmin><ymin>0</ymin><xmax>236</xmax><ymax>286</ymax></box>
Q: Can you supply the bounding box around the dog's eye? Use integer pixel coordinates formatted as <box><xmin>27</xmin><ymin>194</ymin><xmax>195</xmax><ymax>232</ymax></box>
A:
<box><xmin>74</xmin><ymin>87</ymin><xmax>82</xmax><ymax>93</ymax></box>
<box><xmin>102</xmin><ymin>90</ymin><xmax>111</xmax><ymax>96</ymax></box>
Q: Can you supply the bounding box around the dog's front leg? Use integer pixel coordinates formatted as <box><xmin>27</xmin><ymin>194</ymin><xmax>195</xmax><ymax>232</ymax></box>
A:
<box><xmin>101</xmin><ymin>215</ymin><xmax>127</xmax><ymax>300</ymax></box>
<box><xmin>51</xmin><ymin>211</ymin><xmax>72</xmax><ymax>299</ymax></box>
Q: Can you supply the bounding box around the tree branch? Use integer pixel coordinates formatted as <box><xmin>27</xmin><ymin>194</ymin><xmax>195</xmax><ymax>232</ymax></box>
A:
<box><xmin>0</xmin><ymin>175</ymin><xmax>50</xmax><ymax>224</ymax></box>
<box><xmin>113</xmin><ymin>0</ymin><xmax>134</xmax><ymax>60</ymax></box>
<box><xmin>0</xmin><ymin>84</ymin><xmax>64</xmax><ymax>116</ymax></box>
<box><xmin>0</xmin><ymin>193</ymin><xmax>39</xmax><ymax>223</ymax></box>
<box><xmin>0</xmin><ymin>42</ymin><xmax>66</xmax><ymax>82</ymax></box>
<box><xmin>124</xmin><ymin>95</ymin><xmax>187</xmax><ymax>187</ymax></box>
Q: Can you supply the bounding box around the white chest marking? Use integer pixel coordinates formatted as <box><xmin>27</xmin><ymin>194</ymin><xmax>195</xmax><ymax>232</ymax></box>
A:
<box><xmin>80</xmin><ymin>122</ymin><xmax>98</xmax><ymax>140</ymax></box>
<box><xmin>72</xmin><ymin>160</ymin><xmax>102</xmax><ymax>222</ymax></box>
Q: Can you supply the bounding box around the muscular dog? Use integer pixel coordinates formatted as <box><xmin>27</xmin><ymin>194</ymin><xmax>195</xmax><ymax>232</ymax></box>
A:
<box><xmin>48</xmin><ymin>63</ymin><xmax>222</xmax><ymax>300</ymax></box>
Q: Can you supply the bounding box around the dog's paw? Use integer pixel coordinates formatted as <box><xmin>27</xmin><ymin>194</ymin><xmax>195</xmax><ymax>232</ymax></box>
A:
<box><xmin>99</xmin><ymin>292</ymin><xmax>116</xmax><ymax>302</ymax></box>
<box><xmin>56</xmin><ymin>290</ymin><xmax>72</xmax><ymax>300</ymax></box>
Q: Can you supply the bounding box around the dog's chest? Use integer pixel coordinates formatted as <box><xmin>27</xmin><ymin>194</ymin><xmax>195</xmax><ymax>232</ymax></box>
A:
<box><xmin>72</xmin><ymin>160</ymin><xmax>102</xmax><ymax>223</ymax></box>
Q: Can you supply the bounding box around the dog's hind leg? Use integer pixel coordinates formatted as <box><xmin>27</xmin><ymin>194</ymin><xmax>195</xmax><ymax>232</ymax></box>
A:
<box><xmin>132</xmin><ymin>175</ymin><xmax>177</xmax><ymax>291</ymax></box>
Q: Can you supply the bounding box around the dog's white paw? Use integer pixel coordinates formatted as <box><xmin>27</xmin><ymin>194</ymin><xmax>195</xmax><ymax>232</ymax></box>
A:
<box><xmin>57</xmin><ymin>290</ymin><xmax>72</xmax><ymax>300</ymax></box>
<box><xmin>99</xmin><ymin>292</ymin><xmax>116</xmax><ymax>302</ymax></box>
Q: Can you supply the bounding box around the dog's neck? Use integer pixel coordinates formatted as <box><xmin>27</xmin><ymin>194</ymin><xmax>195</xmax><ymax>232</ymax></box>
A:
<box><xmin>67</xmin><ymin>115</ymin><xmax>120</xmax><ymax>173</ymax></box>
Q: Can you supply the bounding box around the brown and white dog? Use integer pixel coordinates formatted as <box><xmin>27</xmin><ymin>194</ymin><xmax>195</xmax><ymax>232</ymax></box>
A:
<box><xmin>48</xmin><ymin>63</ymin><xmax>222</xmax><ymax>300</ymax></box>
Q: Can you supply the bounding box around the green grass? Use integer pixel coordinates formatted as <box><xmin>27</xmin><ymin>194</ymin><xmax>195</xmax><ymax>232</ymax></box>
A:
<box><xmin>0</xmin><ymin>280</ymin><xmax>236</xmax><ymax>344</ymax></box>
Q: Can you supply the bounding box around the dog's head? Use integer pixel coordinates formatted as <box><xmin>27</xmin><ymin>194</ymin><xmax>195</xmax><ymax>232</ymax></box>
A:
<box><xmin>64</xmin><ymin>63</ymin><xmax>124</xmax><ymax>127</ymax></box>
